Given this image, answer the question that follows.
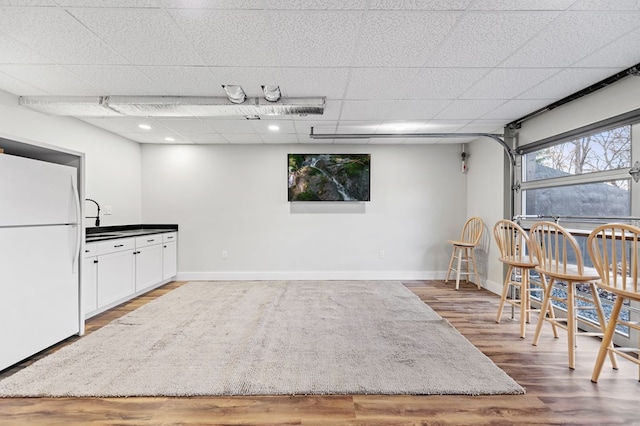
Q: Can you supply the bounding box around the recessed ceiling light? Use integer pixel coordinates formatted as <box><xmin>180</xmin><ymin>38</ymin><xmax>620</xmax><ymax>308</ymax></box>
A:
<box><xmin>268</xmin><ymin>125</ymin><xmax>280</xmax><ymax>131</ymax></box>
<box><xmin>138</xmin><ymin>123</ymin><xmax>151</xmax><ymax>130</ymax></box>
<box><xmin>164</xmin><ymin>136</ymin><xmax>175</xmax><ymax>142</ymax></box>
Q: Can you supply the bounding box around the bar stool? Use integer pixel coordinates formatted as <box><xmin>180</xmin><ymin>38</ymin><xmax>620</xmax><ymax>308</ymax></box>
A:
<box><xmin>493</xmin><ymin>219</ymin><xmax>540</xmax><ymax>338</ymax></box>
<box><xmin>445</xmin><ymin>216</ymin><xmax>484</xmax><ymax>290</ymax></box>
<box><xmin>587</xmin><ymin>223</ymin><xmax>640</xmax><ymax>382</ymax></box>
<box><xmin>529</xmin><ymin>221</ymin><xmax>617</xmax><ymax>370</ymax></box>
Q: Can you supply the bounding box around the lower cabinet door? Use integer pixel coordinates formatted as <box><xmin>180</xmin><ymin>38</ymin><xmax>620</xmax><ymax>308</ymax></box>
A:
<box><xmin>83</xmin><ymin>256</ymin><xmax>98</xmax><ymax>315</ymax></box>
<box><xmin>135</xmin><ymin>244</ymin><xmax>163</xmax><ymax>292</ymax></box>
<box><xmin>97</xmin><ymin>249</ymin><xmax>135</xmax><ymax>308</ymax></box>
<box><xmin>162</xmin><ymin>241</ymin><xmax>177</xmax><ymax>280</ymax></box>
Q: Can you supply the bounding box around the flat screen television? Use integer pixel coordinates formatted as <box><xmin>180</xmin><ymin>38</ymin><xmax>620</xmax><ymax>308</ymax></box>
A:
<box><xmin>288</xmin><ymin>154</ymin><xmax>370</xmax><ymax>201</ymax></box>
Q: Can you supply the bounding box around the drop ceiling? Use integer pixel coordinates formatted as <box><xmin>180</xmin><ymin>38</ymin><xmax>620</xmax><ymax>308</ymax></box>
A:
<box><xmin>1</xmin><ymin>0</ymin><xmax>640</xmax><ymax>145</ymax></box>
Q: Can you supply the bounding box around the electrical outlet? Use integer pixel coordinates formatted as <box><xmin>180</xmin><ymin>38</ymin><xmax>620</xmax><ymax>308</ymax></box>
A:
<box><xmin>379</xmin><ymin>250</ymin><xmax>385</xmax><ymax>259</ymax></box>
<box><xmin>104</xmin><ymin>205</ymin><xmax>112</xmax><ymax>215</ymax></box>
<box><xmin>222</xmin><ymin>250</ymin><xmax>228</xmax><ymax>259</ymax></box>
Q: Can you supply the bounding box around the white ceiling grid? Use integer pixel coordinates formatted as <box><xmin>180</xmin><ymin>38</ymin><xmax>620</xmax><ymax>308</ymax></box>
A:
<box><xmin>0</xmin><ymin>0</ymin><xmax>638</xmax><ymax>144</ymax></box>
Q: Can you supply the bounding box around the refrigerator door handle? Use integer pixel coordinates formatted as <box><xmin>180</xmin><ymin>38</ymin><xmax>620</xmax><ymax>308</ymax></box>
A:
<box><xmin>71</xmin><ymin>175</ymin><xmax>81</xmax><ymax>273</ymax></box>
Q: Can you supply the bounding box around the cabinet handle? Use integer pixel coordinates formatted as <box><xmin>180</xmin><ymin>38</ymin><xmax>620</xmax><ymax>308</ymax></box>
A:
<box><xmin>147</xmin><ymin>239</ymin><xmax>155</xmax><ymax>242</ymax></box>
<box><xmin>164</xmin><ymin>245</ymin><xmax>167</xmax><ymax>248</ymax></box>
<box><xmin>167</xmin><ymin>236</ymin><xmax>174</xmax><ymax>240</ymax></box>
<box><xmin>93</xmin><ymin>260</ymin><xmax>98</xmax><ymax>264</ymax></box>
<box><xmin>114</xmin><ymin>244</ymin><xmax>124</xmax><ymax>248</ymax></box>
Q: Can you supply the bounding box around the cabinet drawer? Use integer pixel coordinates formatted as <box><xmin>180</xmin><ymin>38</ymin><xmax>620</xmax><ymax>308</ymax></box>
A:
<box><xmin>97</xmin><ymin>237</ymin><xmax>135</xmax><ymax>256</ymax></box>
<box><xmin>136</xmin><ymin>234</ymin><xmax>162</xmax><ymax>248</ymax></box>
<box><xmin>162</xmin><ymin>232</ymin><xmax>177</xmax><ymax>243</ymax></box>
<box><xmin>84</xmin><ymin>242</ymin><xmax>98</xmax><ymax>258</ymax></box>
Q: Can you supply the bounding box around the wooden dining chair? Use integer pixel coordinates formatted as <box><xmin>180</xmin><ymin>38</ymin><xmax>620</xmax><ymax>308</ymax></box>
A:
<box><xmin>587</xmin><ymin>223</ymin><xmax>640</xmax><ymax>382</ymax></box>
<box><xmin>493</xmin><ymin>219</ymin><xmax>540</xmax><ymax>338</ymax></box>
<box><xmin>445</xmin><ymin>216</ymin><xmax>484</xmax><ymax>290</ymax></box>
<box><xmin>529</xmin><ymin>221</ymin><xmax>617</xmax><ymax>370</ymax></box>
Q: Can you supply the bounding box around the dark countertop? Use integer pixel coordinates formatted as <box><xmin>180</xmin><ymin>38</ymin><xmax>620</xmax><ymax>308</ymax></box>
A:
<box><xmin>86</xmin><ymin>224</ymin><xmax>178</xmax><ymax>243</ymax></box>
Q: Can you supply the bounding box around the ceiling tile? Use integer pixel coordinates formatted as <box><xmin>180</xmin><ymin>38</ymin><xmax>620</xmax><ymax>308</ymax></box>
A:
<box><xmin>425</xmin><ymin>11</ymin><xmax>559</xmax><ymax>67</ymax></box>
<box><xmin>502</xmin><ymin>12</ymin><xmax>640</xmax><ymax>67</ymax></box>
<box><xmin>56</xmin><ymin>0</ymin><xmax>158</xmax><ymax>6</ymax></box>
<box><xmin>249</xmin><ymin>119</ymin><xmax>296</xmax><ymax>134</ymax></box>
<box><xmin>205</xmin><ymin>118</ymin><xmax>258</xmax><ymax>134</ymax></box>
<box><xmin>162</xmin><ymin>0</ymin><xmax>262</xmax><ymax>9</ymax></box>
<box><xmin>569</xmin><ymin>0</ymin><xmax>640</xmax><ymax>11</ymax></box>
<box><xmin>266</xmin><ymin>0</ymin><xmax>367</xmax><ymax>9</ymax></box>
<box><xmin>294</xmin><ymin>120</ymin><xmax>338</xmax><ymax>136</ymax></box>
<box><xmin>434</xmin><ymin>99</ymin><xmax>505</xmax><ymax>119</ymax></box>
<box><xmin>458</xmin><ymin>120</ymin><xmax>508</xmax><ymax>133</ymax></box>
<box><xmin>336</xmin><ymin>121</ymin><xmax>382</xmax><ymax>134</ymax></box>
<box><xmin>0</xmin><ymin>32</ymin><xmax>54</xmax><ymax>64</ymax></box>
<box><xmin>0</xmin><ymin>1</ymin><xmax>58</xmax><ymax>7</ymax></box>
<box><xmin>416</xmin><ymin>120</ymin><xmax>469</xmax><ymax>133</ymax></box>
<box><xmin>384</xmin><ymin>100</ymin><xmax>450</xmax><ymax>120</ymax></box>
<box><xmin>279</xmin><ymin>67</ymin><xmax>349</xmax><ymax>99</ymax></box>
<box><xmin>0</xmin><ymin>7</ymin><xmax>127</xmax><ymax>65</ymax></box>
<box><xmin>354</xmin><ymin>12</ymin><xmax>459</xmax><ymax>67</ymax></box>
<box><xmin>270</xmin><ymin>10</ymin><xmax>362</xmax><ymax>67</ymax></box>
<box><xmin>368</xmin><ymin>0</ymin><xmax>470</xmax><ymax>10</ymax></box>
<box><xmin>462</xmin><ymin>68</ymin><xmax>561</xmax><ymax>99</ymax></box>
<box><xmin>68</xmin><ymin>8</ymin><xmax>204</xmax><ymax>66</ymax></box>
<box><xmin>155</xmin><ymin>118</ymin><xmax>215</xmax><ymax>133</ymax></box>
<box><xmin>470</xmin><ymin>0</ymin><xmax>575</xmax><ymax>10</ymax></box>
<box><xmin>517</xmin><ymin>68</ymin><xmax>622</xmax><ymax>100</ymax></box>
<box><xmin>137</xmin><ymin>66</ymin><xmax>222</xmax><ymax>96</ymax></box>
<box><xmin>169</xmin><ymin>9</ymin><xmax>277</xmax><ymax>67</ymax></box>
<box><xmin>0</xmin><ymin>72</ymin><xmax>48</xmax><ymax>95</ymax></box>
<box><xmin>402</xmin><ymin>68</ymin><xmax>490</xmax><ymax>99</ymax></box>
<box><xmin>65</xmin><ymin>65</ymin><xmax>164</xmax><ymax>95</ymax></box>
<box><xmin>481</xmin><ymin>99</ymin><xmax>553</xmax><ymax>120</ymax></box>
<box><xmin>180</xmin><ymin>133</ymin><xmax>228</xmax><ymax>144</ymax></box>
<box><xmin>340</xmin><ymin>100</ymin><xmax>395</xmax><ymax>120</ymax></box>
<box><xmin>223</xmin><ymin>133</ymin><xmax>264</xmax><ymax>143</ymax></box>
<box><xmin>345</xmin><ymin>68</ymin><xmax>420</xmax><ymax>99</ymax></box>
<box><xmin>573</xmin><ymin>29</ymin><xmax>640</xmax><ymax>68</ymax></box>
<box><xmin>260</xmin><ymin>133</ymin><xmax>299</xmax><ymax>144</ymax></box>
<box><xmin>0</xmin><ymin>65</ymin><xmax>102</xmax><ymax>95</ymax></box>
<box><xmin>79</xmin><ymin>118</ymin><xmax>134</xmax><ymax>133</ymax></box>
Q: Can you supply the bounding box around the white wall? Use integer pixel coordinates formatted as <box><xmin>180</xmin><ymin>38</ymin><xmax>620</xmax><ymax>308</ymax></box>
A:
<box><xmin>0</xmin><ymin>90</ymin><xmax>142</xmax><ymax>226</ymax></box>
<box><xmin>141</xmin><ymin>143</ymin><xmax>468</xmax><ymax>280</ymax></box>
<box><xmin>466</xmin><ymin>138</ymin><xmax>507</xmax><ymax>294</ymax></box>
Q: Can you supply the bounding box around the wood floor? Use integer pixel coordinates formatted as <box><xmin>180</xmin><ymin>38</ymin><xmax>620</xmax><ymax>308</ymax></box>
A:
<box><xmin>1</xmin><ymin>280</ymin><xmax>638</xmax><ymax>425</ymax></box>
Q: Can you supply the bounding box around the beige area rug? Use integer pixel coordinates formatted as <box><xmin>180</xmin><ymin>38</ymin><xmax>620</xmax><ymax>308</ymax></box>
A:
<box><xmin>0</xmin><ymin>281</ymin><xmax>524</xmax><ymax>397</ymax></box>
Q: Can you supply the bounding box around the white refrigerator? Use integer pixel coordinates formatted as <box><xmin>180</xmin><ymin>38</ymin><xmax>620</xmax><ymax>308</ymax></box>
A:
<box><xmin>0</xmin><ymin>154</ymin><xmax>82</xmax><ymax>371</ymax></box>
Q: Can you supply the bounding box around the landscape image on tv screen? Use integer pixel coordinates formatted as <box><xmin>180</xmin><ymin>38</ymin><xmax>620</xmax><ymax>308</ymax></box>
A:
<box><xmin>288</xmin><ymin>154</ymin><xmax>371</xmax><ymax>201</ymax></box>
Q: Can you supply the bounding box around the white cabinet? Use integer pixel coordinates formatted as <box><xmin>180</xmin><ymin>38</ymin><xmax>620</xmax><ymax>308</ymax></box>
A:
<box><xmin>84</xmin><ymin>231</ymin><xmax>177</xmax><ymax>318</ymax></box>
<box><xmin>96</xmin><ymin>238</ymin><xmax>136</xmax><ymax>308</ymax></box>
<box><xmin>162</xmin><ymin>232</ymin><xmax>178</xmax><ymax>280</ymax></box>
<box><xmin>83</xmin><ymin>243</ymin><xmax>98</xmax><ymax>314</ymax></box>
<box><xmin>135</xmin><ymin>235</ymin><xmax>163</xmax><ymax>292</ymax></box>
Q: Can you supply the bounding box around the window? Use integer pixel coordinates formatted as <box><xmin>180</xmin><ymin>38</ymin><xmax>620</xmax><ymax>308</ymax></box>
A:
<box><xmin>516</xmin><ymin>122</ymin><xmax>637</xmax><ymax>344</ymax></box>
<box><xmin>519</xmin><ymin>124</ymin><xmax>632</xmax><ymax>224</ymax></box>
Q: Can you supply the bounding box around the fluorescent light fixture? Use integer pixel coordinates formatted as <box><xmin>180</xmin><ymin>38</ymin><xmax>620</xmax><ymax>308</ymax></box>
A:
<box><xmin>222</xmin><ymin>85</ymin><xmax>246</xmax><ymax>104</ymax></box>
<box><xmin>261</xmin><ymin>85</ymin><xmax>281</xmax><ymax>102</ymax></box>
<box><xmin>138</xmin><ymin>123</ymin><xmax>151</xmax><ymax>130</ymax></box>
<box><xmin>268</xmin><ymin>124</ymin><xmax>280</xmax><ymax>131</ymax></box>
<box><xmin>164</xmin><ymin>136</ymin><xmax>175</xmax><ymax>142</ymax></box>
<box><xmin>18</xmin><ymin>96</ymin><xmax>325</xmax><ymax>117</ymax></box>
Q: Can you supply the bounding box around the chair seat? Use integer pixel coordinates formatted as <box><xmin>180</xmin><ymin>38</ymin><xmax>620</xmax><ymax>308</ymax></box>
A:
<box><xmin>535</xmin><ymin>265</ymin><xmax>600</xmax><ymax>283</ymax></box>
<box><xmin>447</xmin><ymin>239</ymin><xmax>476</xmax><ymax>247</ymax></box>
<box><xmin>498</xmin><ymin>256</ymin><xmax>537</xmax><ymax>269</ymax></box>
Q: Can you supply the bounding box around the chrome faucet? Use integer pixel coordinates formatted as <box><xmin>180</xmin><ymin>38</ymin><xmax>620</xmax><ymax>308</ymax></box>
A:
<box><xmin>85</xmin><ymin>198</ymin><xmax>101</xmax><ymax>227</ymax></box>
